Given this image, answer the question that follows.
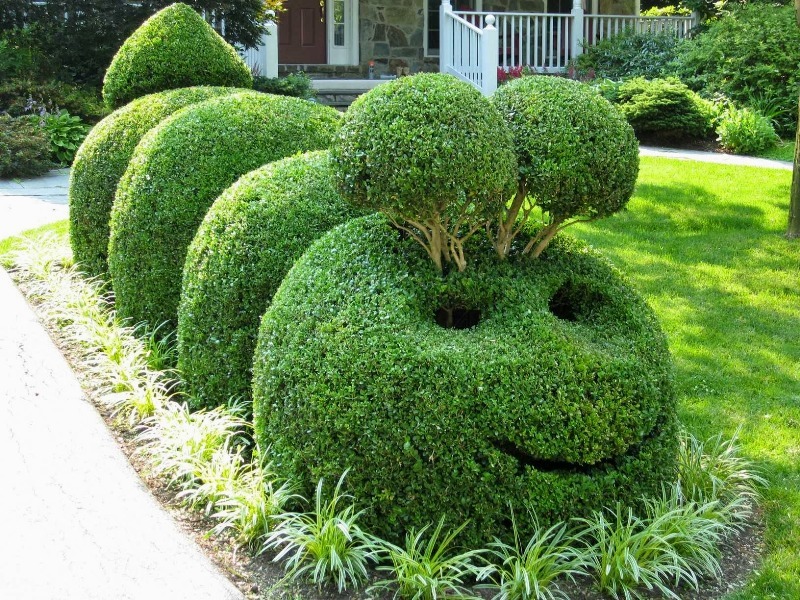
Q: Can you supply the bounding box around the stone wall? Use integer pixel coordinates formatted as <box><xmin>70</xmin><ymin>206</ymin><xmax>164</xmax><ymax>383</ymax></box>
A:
<box><xmin>359</xmin><ymin>0</ymin><xmax>435</xmax><ymax>74</ymax></box>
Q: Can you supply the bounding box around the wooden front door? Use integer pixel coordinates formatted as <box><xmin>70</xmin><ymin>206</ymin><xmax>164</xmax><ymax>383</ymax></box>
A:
<box><xmin>278</xmin><ymin>0</ymin><xmax>327</xmax><ymax>64</ymax></box>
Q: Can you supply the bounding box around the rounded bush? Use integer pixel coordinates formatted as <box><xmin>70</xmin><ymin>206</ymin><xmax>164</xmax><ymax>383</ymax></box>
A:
<box><xmin>102</xmin><ymin>3</ymin><xmax>252</xmax><ymax>108</ymax></box>
<box><xmin>69</xmin><ymin>86</ymin><xmax>239</xmax><ymax>278</ymax></box>
<box><xmin>252</xmin><ymin>214</ymin><xmax>678</xmax><ymax>547</ymax></box>
<box><xmin>491</xmin><ymin>76</ymin><xmax>639</xmax><ymax>222</ymax></box>
<box><xmin>332</xmin><ymin>72</ymin><xmax>516</xmax><ymax>227</ymax></box>
<box><xmin>613</xmin><ymin>77</ymin><xmax>714</xmax><ymax>142</ymax></box>
<box><xmin>108</xmin><ymin>91</ymin><xmax>342</xmax><ymax>331</ymax></box>
<box><xmin>178</xmin><ymin>150</ymin><xmax>367</xmax><ymax>411</ymax></box>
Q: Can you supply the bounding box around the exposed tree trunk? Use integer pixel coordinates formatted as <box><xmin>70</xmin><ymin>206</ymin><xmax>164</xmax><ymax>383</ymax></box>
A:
<box><xmin>790</xmin><ymin>0</ymin><xmax>800</xmax><ymax>238</ymax></box>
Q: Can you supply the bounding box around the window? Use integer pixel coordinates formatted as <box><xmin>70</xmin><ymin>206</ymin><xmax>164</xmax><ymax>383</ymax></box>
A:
<box><xmin>332</xmin><ymin>0</ymin><xmax>345</xmax><ymax>46</ymax></box>
<box><xmin>425</xmin><ymin>0</ymin><xmax>481</xmax><ymax>56</ymax></box>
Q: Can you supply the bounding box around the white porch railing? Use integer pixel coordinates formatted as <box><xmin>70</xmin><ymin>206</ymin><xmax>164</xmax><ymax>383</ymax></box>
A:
<box><xmin>439</xmin><ymin>5</ymin><xmax>499</xmax><ymax>95</ymax></box>
<box><xmin>441</xmin><ymin>0</ymin><xmax>697</xmax><ymax>96</ymax></box>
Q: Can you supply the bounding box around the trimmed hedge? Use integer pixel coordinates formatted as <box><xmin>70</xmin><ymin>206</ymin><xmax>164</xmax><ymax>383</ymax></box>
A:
<box><xmin>68</xmin><ymin>86</ymin><xmax>238</xmax><ymax>278</ymax></box>
<box><xmin>178</xmin><ymin>150</ymin><xmax>367</xmax><ymax>411</ymax></box>
<box><xmin>252</xmin><ymin>214</ymin><xmax>678</xmax><ymax>547</ymax></box>
<box><xmin>102</xmin><ymin>3</ymin><xmax>252</xmax><ymax>108</ymax></box>
<box><xmin>108</xmin><ymin>91</ymin><xmax>341</xmax><ymax>331</ymax></box>
<box><xmin>613</xmin><ymin>77</ymin><xmax>714</xmax><ymax>142</ymax></box>
<box><xmin>491</xmin><ymin>76</ymin><xmax>638</xmax><ymax>222</ymax></box>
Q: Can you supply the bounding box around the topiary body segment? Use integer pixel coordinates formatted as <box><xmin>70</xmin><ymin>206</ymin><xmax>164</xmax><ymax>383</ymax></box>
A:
<box><xmin>178</xmin><ymin>151</ymin><xmax>368</xmax><ymax>411</ymax></box>
<box><xmin>69</xmin><ymin>86</ymin><xmax>240</xmax><ymax>278</ymax></box>
<box><xmin>252</xmin><ymin>214</ymin><xmax>678</xmax><ymax>548</ymax></box>
<box><xmin>102</xmin><ymin>3</ymin><xmax>253</xmax><ymax>108</ymax></box>
<box><xmin>108</xmin><ymin>91</ymin><xmax>341</xmax><ymax>331</ymax></box>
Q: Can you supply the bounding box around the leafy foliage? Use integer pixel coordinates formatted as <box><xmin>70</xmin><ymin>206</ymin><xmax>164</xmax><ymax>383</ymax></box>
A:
<box><xmin>490</xmin><ymin>76</ymin><xmax>639</xmax><ymax>258</ymax></box>
<box><xmin>102</xmin><ymin>3</ymin><xmax>253</xmax><ymax>108</ymax></box>
<box><xmin>0</xmin><ymin>78</ymin><xmax>107</xmax><ymax>124</ymax></box>
<box><xmin>0</xmin><ymin>114</ymin><xmax>52</xmax><ymax>178</ymax></box>
<box><xmin>673</xmin><ymin>3</ymin><xmax>800</xmax><ymax>135</ymax></box>
<box><xmin>178</xmin><ymin>150</ymin><xmax>366</xmax><ymax>412</ymax></box>
<box><xmin>32</xmin><ymin>109</ymin><xmax>90</xmax><ymax>165</ymax></box>
<box><xmin>370</xmin><ymin>518</ymin><xmax>484</xmax><ymax>600</ymax></box>
<box><xmin>613</xmin><ymin>77</ymin><xmax>714</xmax><ymax>141</ymax></box>
<box><xmin>332</xmin><ymin>73</ymin><xmax>517</xmax><ymax>272</ymax></box>
<box><xmin>108</xmin><ymin>91</ymin><xmax>341</xmax><ymax>332</ymax></box>
<box><xmin>576</xmin><ymin>29</ymin><xmax>683</xmax><ymax>80</ymax></box>
<box><xmin>715</xmin><ymin>105</ymin><xmax>779</xmax><ymax>155</ymax></box>
<box><xmin>263</xmin><ymin>472</ymin><xmax>382</xmax><ymax>592</ymax></box>
<box><xmin>69</xmin><ymin>86</ymin><xmax>238</xmax><ymax>278</ymax></box>
<box><xmin>252</xmin><ymin>73</ymin><xmax>317</xmax><ymax>99</ymax></box>
<box><xmin>252</xmin><ymin>214</ymin><xmax>678</xmax><ymax>547</ymax></box>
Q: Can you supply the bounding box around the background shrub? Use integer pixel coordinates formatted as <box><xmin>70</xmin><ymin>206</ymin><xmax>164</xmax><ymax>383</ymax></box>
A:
<box><xmin>576</xmin><ymin>30</ymin><xmax>683</xmax><ymax>80</ymax></box>
<box><xmin>673</xmin><ymin>3</ymin><xmax>800</xmax><ymax>136</ymax></box>
<box><xmin>0</xmin><ymin>79</ymin><xmax>107</xmax><ymax>123</ymax></box>
<box><xmin>178</xmin><ymin>150</ymin><xmax>367</xmax><ymax>411</ymax></box>
<box><xmin>252</xmin><ymin>214</ymin><xmax>678</xmax><ymax>548</ymax></box>
<box><xmin>69</xmin><ymin>86</ymin><xmax>238</xmax><ymax>278</ymax></box>
<box><xmin>102</xmin><ymin>3</ymin><xmax>253</xmax><ymax>108</ymax></box>
<box><xmin>108</xmin><ymin>91</ymin><xmax>341</xmax><ymax>331</ymax></box>
<box><xmin>0</xmin><ymin>115</ymin><xmax>52</xmax><ymax>178</ymax></box>
<box><xmin>613</xmin><ymin>77</ymin><xmax>714</xmax><ymax>142</ymax></box>
<box><xmin>252</xmin><ymin>73</ymin><xmax>316</xmax><ymax>99</ymax></box>
<box><xmin>715</xmin><ymin>106</ymin><xmax>779</xmax><ymax>155</ymax></box>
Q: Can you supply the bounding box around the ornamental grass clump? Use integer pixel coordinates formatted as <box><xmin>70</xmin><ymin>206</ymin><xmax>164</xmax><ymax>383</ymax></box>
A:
<box><xmin>332</xmin><ymin>73</ymin><xmax>517</xmax><ymax>272</ymax></box>
<box><xmin>102</xmin><ymin>2</ymin><xmax>252</xmax><ymax>108</ymax></box>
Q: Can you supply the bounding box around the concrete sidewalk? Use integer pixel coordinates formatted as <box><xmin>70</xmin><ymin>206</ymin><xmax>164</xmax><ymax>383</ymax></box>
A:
<box><xmin>0</xmin><ymin>171</ymin><xmax>243</xmax><ymax>599</ymax></box>
<box><xmin>639</xmin><ymin>145</ymin><xmax>793</xmax><ymax>171</ymax></box>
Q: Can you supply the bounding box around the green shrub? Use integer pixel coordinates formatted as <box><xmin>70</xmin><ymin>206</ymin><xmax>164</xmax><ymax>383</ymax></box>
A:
<box><xmin>715</xmin><ymin>105</ymin><xmax>779</xmax><ymax>155</ymax></box>
<box><xmin>252</xmin><ymin>73</ymin><xmax>316</xmax><ymax>99</ymax></box>
<box><xmin>332</xmin><ymin>73</ymin><xmax>517</xmax><ymax>272</ymax></box>
<box><xmin>108</xmin><ymin>91</ymin><xmax>341</xmax><ymax>331</ymax></box>
<box><xmin>613</xmin><ymin>77</ymin><xmax>714</xmax><ymax>142</ymax></box>
<box><xmin>252</xmin><ymin>213</ymin><xmax>678</xmax><ymax>548</ymax></box>
<box><xmin>674</xmin><ymin>3</ymin><xmax>800</xmax><ymax>135</ymax></box>
<box><xmin>102</xmin><ymin>3</ymin><xmax>253</xmax><ymax>108</ymax></box>
<box><xmin>178</xmin><ymin>150</ymin><xmax>367</xmax><ymax>411</ymax></box>
<box><xmin>0</xmin><ymin>79</ymin><xmax>107</xmax><ymax>123</ymax></box>
<box><xmin>576</xmin><ymin>30</ymin><xmax>683</xmax><ymax>80</ymax></box>
<box><xmin>491</xmin><ymin>76</ymin><xmax>639</xmax><ymax>258</ymax></box>
<box><xmin>68</xmin><ymin>86</ymin><xmax>238</xmax><ymax>278</ymax></box>
<box><xmin>0</xmin><ymin>114</ymin><xmax>52</xmax><ymax>178</ymax></box>
<box><xmin>32</xmin><ymin>109</ymin><xmax>90</xmax><ymax>165</ymax></box>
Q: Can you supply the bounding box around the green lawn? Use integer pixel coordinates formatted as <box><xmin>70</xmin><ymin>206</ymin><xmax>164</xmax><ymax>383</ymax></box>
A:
<box><xmin>573</xmin><ymin>157</ymin><xmax>799</xmax><ymax>599</ymax></box>
<box><xmin>2</xmin><ymin>157</ymin><xmax>798</xmax><ymax>598</ymax></box>
<box><xmin>757</xmin><ymin>139</ymin><xmax>795</xmax><ymax>163</ymax></box>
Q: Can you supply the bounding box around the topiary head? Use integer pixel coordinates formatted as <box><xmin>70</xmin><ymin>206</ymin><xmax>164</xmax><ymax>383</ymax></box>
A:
<box><xmin>492</xmin><ymin>75</ymin><xmax>639</xmax><ymax>225</ymax></box>
<box><xmin>102</xmin><ymin>2</ymin><xmax>252</xmax><ymax>108</ymax></box>
<box><xmin>332</xmin><ymin>73</ymin><xmax>517</xmax><ymax>272</ymax></box>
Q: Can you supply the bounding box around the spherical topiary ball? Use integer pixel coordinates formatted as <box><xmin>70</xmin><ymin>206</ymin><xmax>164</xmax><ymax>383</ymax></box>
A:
<box><xmin>252</xmin><ymin>214</ymin><xmax>678</xmax><ymax>547</ymax></box>
<box><xmin>108</xmin><ymin>91</ymin><xmax>341</xmax><ymax>332</ymax></box>
<box><xmin>102</xmin><ymin>3</ymin><xmax>252</xmax><ymax>108</ymax></box>
<box><xmin>491</xmin><ymin>75</ymin><xmax>639</xmax><ymax>222</ymax></box>
<box><xmin>332</xmin><ymin>72</ymin><xmax>516</xmax><ymax>228</ymax></box>
<box><xmin>69</xmin><ymin>86</ymin><xmax>240</xmax><ymax>278</ymax></box>
<box><xmin>178</xmin><ymin>150</ymin><xmax>368</xmax><ymax>411</ymax></box>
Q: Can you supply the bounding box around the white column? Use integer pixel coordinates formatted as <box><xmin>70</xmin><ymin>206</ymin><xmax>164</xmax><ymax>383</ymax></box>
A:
<box><xmin>265</xmin><ymin>15</ymin><xmax>279</xmax><ymax>78</ymax></box>
<box><xmin>440</xmin><ymin>0</ymin><xmax>453</xmax><ymax>73</ymax></box>
<box><xmin>480</xmin><ymin>15</ymin><xmax>498</xmax><ymax>96</ymax></box>
<box><xmin>570</xmin><ymin>0</ymin><xmax>584</xmax><ymax>59</ymax></box>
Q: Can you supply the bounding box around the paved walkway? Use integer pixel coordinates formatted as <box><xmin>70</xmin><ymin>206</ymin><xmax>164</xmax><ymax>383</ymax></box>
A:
<box><xmin>639</xmin><ymin>145</ymin><xmax>793</xmax><ymax>171</ymax></box>
<box><xmin>1</xmin><ymin>170</ymin><xmax>242</xmax><ymax>599</ymax></box>
<box><xmin>0</xmin><ymin>149</ymin><xmax>791</xmax><ymax>599</ymax></box>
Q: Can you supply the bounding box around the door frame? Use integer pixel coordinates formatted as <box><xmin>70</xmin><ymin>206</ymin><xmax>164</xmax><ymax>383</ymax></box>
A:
<box><xmin>326</xmin><ymin>0</ymin><xmax>359</xmax><ymax>65</ymax></box>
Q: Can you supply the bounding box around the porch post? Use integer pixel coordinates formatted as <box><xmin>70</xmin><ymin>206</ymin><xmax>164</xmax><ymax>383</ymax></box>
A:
<box><xmin>440</xmin><ymin>0</ymin><xmax>453</xmax><ymax>73</ymax></box>
<box><xmin>481</xmin><ymin>15</ymin><xmax>498</xmax><ymax>96</ymax></box>
<box><xmin>570</xmin><ymin>0</ymin><xmax>584</xmax><ymax>59</ymax></box>
<box><xmin>265</xmin><ymin>12</ymin><xmax>279</xmax><ymax>78</ymax></box>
